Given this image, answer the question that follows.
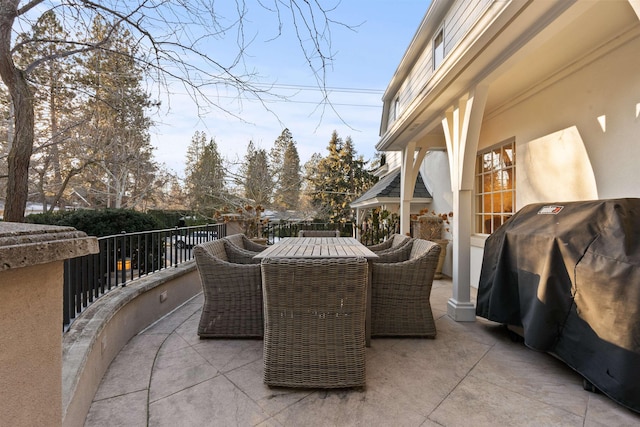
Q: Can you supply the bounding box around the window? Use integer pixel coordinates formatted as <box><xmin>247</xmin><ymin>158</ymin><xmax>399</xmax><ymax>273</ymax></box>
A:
<box><xmin>433</xmin><ymin>28</ymin><xmax>444</xmax><ymax>69</ymax></box>
<box><xmin>393</xmin><ymin>96</ymin><xmax>400</xmax><ymax>121</ymax></box>
<box><xmin>475</xmin><ymin>140</ymin><xmax>515</xmax><ymax>234</ymax></box>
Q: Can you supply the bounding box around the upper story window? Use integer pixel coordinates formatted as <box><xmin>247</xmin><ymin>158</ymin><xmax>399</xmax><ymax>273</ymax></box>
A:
<box><xmin>393</xmin><ymin>96</ymin><xmax>400</xmax><ymax>121</ymax></box>
<box><xmin>433</xmin><ymin>28</ymin><xmax>444</xmax><ymax>69</ymax></box>
<box><xmin>475</xmin><ymin>139</ymin><xmax>516</xmax><ymax>234</ymax></box>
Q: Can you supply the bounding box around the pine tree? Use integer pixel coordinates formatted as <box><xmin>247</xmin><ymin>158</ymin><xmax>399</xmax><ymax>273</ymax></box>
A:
<box><xmin>306</xmin><ymin>130</ymin><xmax>377</xmax><ymax>222</ymax></box>
<box><xmin>270</xmin><ymin>129</ymin><xmax>301</xmax><ymax>211</ymax></box>
<box><xmin>185</xmin><ymin>131</ymin><xmax>226</xmax><ymax>215</ymax></box>
<box><xmin>77</xmin><ymin>16</ymin><xmax>157</xmax><ymax>209</ymax></box>
<box><xmin>241</xmin><ymin>141</ymin><xmax>273</xmax><ymax>207</ymax></box>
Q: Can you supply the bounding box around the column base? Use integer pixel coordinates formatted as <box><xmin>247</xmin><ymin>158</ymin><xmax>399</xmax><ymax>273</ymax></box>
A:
<box><xmin>447</xmin><ymin>298</ymin><xmax>476</xmax><ymax>322</ymax></box>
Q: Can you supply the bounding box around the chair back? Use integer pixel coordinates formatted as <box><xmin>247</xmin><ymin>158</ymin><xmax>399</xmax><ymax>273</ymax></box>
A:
<box><xmin>298</xmin><ymin>230</ymin><xmax>340</xmax><ymax>237</ymax></box>
<box><xmin>409</xmin><ymin>238</ymin><xmax>441</xmax><ymax>263</ymax></box>
<box><xmin>224</xmin><ymin>233</ymin><xmax>267</xmax><ymax>252</ymax></box>
<box><xmin>224</xmin><ymin>233</ymin><xmax>246</xmax><ymax>248</ymax></box>
<box><xmin>195</xmin><ymin>239</ymin><xmax>228</xmax><ymax>262</ymax></box>
<box><xmin>262</xmin><ymin>257</ymin><xmax>368</xmax><ymax>388</ymax></box>
<box><xmin>390</xmin><ymin>233</ymin><xmax>411</xmax><ymax>248</ymax></box>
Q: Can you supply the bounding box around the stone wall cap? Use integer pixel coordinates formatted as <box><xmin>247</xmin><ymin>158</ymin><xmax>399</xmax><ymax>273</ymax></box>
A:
<box><xmin>0</xmin><ymin>222</ymin><xmax>99</xmax><ymax>271</ymax></box>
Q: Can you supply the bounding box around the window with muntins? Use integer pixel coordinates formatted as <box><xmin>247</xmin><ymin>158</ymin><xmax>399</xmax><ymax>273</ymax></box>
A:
<box><xmin>475</xmin><ymin>140</ymin><xmax>515</xmax><ymax>234</ymax></box>
<box><xmin>433</xmin><ymin>29</ymin><xmax>444</xmax><ymax>69</ymax></box>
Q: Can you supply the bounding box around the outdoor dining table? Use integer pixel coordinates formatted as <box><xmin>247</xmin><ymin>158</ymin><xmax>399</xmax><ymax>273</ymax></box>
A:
<box><xmin>254</xmin><ymin>237</ymin><xmax>379</xmax><ymax>346</ymax></box>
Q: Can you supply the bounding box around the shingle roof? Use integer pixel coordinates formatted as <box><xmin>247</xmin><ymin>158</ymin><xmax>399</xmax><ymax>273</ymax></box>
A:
<box><xmin>350</xmin><ymin>168</ymin><xmax>432</xmax><ymax>208</ymax></box>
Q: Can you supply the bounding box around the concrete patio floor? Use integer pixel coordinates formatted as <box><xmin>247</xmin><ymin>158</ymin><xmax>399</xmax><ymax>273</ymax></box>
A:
<box><xmin>85</xmin><ymin>279</ymin><xmax>640</xmax><ymax>426</ymax></box>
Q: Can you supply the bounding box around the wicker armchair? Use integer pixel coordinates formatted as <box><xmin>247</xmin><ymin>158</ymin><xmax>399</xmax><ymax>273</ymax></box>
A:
<box><xmin>261</xmin><ymin>257</ymin><xmax>368</xmax><ymax>388</ymax></box>
<box><xmin>298</xmin><ymin>229</ymin><xmax>340</xmax><ymax>237</ymax></box>
<box><xmin>193</xmin><ymin>239</ymin><xmax>263</xmax><ymax>338</ymax></box>
<box><xmin>367</xmin><ymin>233</ymin><xmax>411</xmax><ymax>253</ymax></box>
<box><xmin>371</xmin><ymin>238</ymin><xmax>441</xmax><ymax>337</ymax></box>
<box><xmin>224</xmin><ymin>233</ymin><xmax>268</xmax><ymax>252</ymax></box>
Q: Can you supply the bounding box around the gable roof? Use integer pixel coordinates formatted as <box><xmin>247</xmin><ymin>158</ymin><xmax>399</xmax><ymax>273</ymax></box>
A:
<box><xmin>350</xmin><ymin>168</ymin><xmax>432</xmax><ymax>209</ymax></box>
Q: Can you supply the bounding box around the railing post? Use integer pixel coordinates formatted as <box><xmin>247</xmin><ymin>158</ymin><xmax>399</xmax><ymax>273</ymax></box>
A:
<box><xmin>173</xmin><ymin>226</ymin><xmax>179</xmax><ymax>267</ymax></box>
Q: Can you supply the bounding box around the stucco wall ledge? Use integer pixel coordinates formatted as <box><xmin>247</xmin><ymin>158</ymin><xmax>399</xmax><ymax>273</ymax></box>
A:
<box><xmin>0</xmin><ymin>222</ymin><xmax>99</xmax><ymax>271</ymax></box>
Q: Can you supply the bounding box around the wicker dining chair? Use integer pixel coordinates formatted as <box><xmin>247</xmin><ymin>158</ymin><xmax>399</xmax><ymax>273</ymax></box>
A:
<box><xmin>261</xmin><ymin>257</ymin><xmax>368</xmax><ymax>388</ymax></box>
<box><xmin>371</xmin><ymin>238</ymin><xmax>441</xmax><ymax>337</ymax></box>
<box><xmin>297</xmin><ymin>229</ymin><xmax>341</xmax><ymax>237</ymax></box>
<box><xmin>193</xmin><ymin>239</ymin><xmax>264</xmax><ymax>338</ymax></box>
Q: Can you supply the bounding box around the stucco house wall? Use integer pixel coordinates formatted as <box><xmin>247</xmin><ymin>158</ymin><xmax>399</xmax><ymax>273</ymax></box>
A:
<box><xmin>468</xmin><ymin>22</ymin><xmax>640</xmax><ymax>287</ymax></box>
<box><xmin>480</xmin><ymin>33</ymin><xmax>640</xmax><ymax>203</ymax></box>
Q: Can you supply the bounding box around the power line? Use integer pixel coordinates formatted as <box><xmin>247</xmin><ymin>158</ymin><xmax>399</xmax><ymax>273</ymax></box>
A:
<box><xmin>251</xmin><ymin>82</ymin><xmax>384</xmax><ymax>95</ymax></box>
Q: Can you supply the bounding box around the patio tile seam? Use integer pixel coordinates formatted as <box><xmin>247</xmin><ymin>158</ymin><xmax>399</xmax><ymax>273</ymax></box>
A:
<box><xmin>222</xmin><ymin>370</ymin><xmax>315</xmax><ymax>419</ymax></box>
<box><xmin>147</xmin><ymin>374</ymin><xmax>225</xmax><ymax>405</ymax></box>
<box><xmin>465</xmin><ymin>369</ymin><xmax>587</xmax><ymax>419</ymax></box>
<box><xmin>90</xmin><ymin>386</ymin><xmax>150</xmax><ymax>404</ymax></box>
<box><xmin>189</xmin><ymin>337</ymin><xmax>264</xmax><ymax>374</ymax></box>
<box><xmin>424</xmin><ymin>339</ymin><xmax>495</xmax><ymax>420</ymax></box>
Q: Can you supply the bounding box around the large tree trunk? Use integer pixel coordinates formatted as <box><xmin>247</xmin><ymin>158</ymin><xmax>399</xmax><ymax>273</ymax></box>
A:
<box><xmin>4</xmin><ymin>75</ymin><xmax>34</xmax><ymax>222</ymax></box>
<box><xmin>0</xmin><ymin>2</ymin><xmax>35</xmax><ymax>222</ymax></box>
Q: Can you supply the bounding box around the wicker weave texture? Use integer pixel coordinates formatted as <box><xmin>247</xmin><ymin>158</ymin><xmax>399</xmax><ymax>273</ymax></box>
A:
<box><xmin>224</xmin><ymin>233</ymin><xmax>268</xmax><ymax>252</ymax></box>
<box><xmin>366</xmin><ymin>233</ymin><xmax>410</xmax><ymax>252</ymax></box>
<box><xmin>223</xmin><ymin>240</ymin><xmax>261</xmax><ymax>264</ymax></box>
<box><xmin>371</xmin><ymin>239</ymin><xmax>441</xmax><ymax>337</ymax></box>
<box><xmin>297</xmin><ymin>230</ymin><xmax>340</xmax><ymax>237</ymax></box>
<box><xmin>262</xmin><ymin>257</ymin><xmax>368</xmax><ymax>388</ymax></box>
<box><xmin>194</xmin><ymin>239</ymin><xmax>264</xmax><ymax>338</ymax></box>
<box><xmin>373</xmin><ymin>238</ymin><xmax>414</xmax><ymax>264</ymax></box>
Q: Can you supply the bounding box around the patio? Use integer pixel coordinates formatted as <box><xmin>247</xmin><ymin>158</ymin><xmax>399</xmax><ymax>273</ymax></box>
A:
<box><xmin>84</xmin><ymin>278</ymin><xmax>640</xmax><ymax>426</ymax></box>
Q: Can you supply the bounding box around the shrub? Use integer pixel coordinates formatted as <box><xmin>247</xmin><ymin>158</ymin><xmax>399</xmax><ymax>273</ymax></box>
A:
<box><xmin>25</xmin><ymin>209</ymin><xmax>161</xmax><ymax>237</ymax></box>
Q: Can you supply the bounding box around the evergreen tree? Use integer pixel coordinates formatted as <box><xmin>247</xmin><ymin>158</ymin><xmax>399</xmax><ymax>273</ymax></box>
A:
<box><xmin>306</xmin><ymin>130</ymin><xmax>377</xmax><ymax>222</ymax></box>
<box><xmin>77</xmin><ymin>16</ymin><xmax>158</xmax><ymax>209</ymax></box>
<box><xmin>270</xmin><ymin>128</ymin><xmax>301</xmax><ymax>211</ymax></box>
<box><xmin>184</xmin><ymin>131</ymin><xmax>226</xmax><ymax>215</ymax></box>
<box><xmin>241</xmin><ymin>141</ymin><xmax>273</xmax><ymax>207</ymax></box>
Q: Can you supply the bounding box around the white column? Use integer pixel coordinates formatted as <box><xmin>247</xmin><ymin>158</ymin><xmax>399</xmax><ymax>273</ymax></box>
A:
<box><xmin>447</xmin><ymin>189</ymin><xmax>476</xmax><ymax>320</ymax></box>
<box><xmin>399</xmin><ymin>142</ymin><xmax>416</xmax><ymax>235</ymax></box>
<box><xmin>629</xmin><ymin>0</ymin><xmax>640</xmax><ymax>20</ymax></box>
<box><xmin>399</xmin><ymin>141</ymin><xmax>430</xmax><ymax>236</ymax></box>
<box><xmin>442</xmin><ymin>85</ymin><xmax>488</xmax><ymax>322</ymax></box>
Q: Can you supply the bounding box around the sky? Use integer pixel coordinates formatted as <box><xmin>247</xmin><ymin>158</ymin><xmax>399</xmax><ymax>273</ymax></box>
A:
<box><xmin>148</xmin><ymin>1</ymin><xmax>430</xmax><ymax>178</ymax></box>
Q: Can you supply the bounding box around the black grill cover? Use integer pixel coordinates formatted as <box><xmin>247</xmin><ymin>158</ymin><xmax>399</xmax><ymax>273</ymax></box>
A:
<box><xmin>476</xmin><ymin>198</ymin><xmax>640</xmax><ymax>413</ymax></box>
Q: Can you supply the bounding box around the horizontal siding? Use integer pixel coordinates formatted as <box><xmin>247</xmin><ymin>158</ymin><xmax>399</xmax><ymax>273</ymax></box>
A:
<box><xmin>445</xmin><ymin>0</ymin><xmax>490</xmax><ymax>54</ymax></box>
<box><xmin>386</xmin><ymin>152</ymin><xmax>403</xmax><ymax>171</ymax></box>
<box><xmin>387</xmin><ymin>0</ymin><xmax>493</xmax><ymax>131</ymax></box>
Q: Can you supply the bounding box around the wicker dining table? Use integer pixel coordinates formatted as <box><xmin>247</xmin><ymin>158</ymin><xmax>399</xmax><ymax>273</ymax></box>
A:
<box><xmin>254</xmin><ymin>237</ymin><xmax>379</xmax><ymax>346</ymax></box>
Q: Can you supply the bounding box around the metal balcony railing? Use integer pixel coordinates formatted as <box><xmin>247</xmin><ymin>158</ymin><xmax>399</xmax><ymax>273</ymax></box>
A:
<box><xmin>63</xmin><ymin>224</ymin><xmax>226</xmax><ymax>330</ymax></box>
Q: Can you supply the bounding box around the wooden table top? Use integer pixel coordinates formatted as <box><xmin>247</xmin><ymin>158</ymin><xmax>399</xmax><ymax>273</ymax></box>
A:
<box><xmin>254</xmin><ymin>237</ymin><xmax>379</xmax><ymax>260</ymax></box>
